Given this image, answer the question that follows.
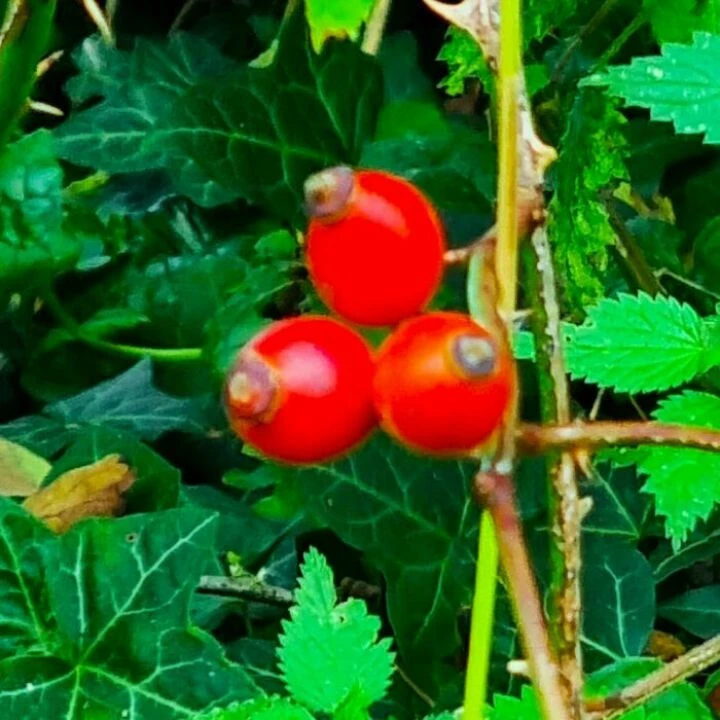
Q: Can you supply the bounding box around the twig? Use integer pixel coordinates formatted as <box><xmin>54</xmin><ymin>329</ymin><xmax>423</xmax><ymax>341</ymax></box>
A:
<box><xmin>474</xmin><ymin>470</ymin><xmax>571</xmax><ymax>720</ymax></box>
<box><xmin>528</xmin><ymin>227</ymin><xmax>584</xmax><ymax>719</ymax></box>
<box><xmin>170</xmin><ymin>0</ymin><xmax>205</xmax><ymax>33</ymax></box>
<box><xmin>518</xmin><ymin>421</ymin><xmax>720</xmax><ymax>455</ymax></box>
<box><xmin>361</xmin><ymin>0</ymin><xmax>392</xmax><ymax>55</ymax></box>
<box><xmin>606</xmin><ymin>200</ymin><xmax>664</xmax><ymax>297</ymax></box>
<box><xmin>586</xmin><ymin>634</ymin><xmax>720</xmax><ymax>719</ymax></box>
<box><xmin>197</xmin><ymin>575</ymin><xmax>293</xmax><ymax>606</ymax></box>
<box><xmin>394</xmin><ymin>664</ymin><xmax>436</xmax><ymax>709</ymax></box>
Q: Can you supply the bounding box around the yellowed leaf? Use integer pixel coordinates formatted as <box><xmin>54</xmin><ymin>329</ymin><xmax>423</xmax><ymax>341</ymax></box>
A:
<box><xmin>0</xmin><ymin>437</ymin><xmax>51</xmax><ymax>497</ymax></box>
<box><xmin>23</xmin><ymin>454</ymin><xmax>135</xmax><ymax>533</ymax></box>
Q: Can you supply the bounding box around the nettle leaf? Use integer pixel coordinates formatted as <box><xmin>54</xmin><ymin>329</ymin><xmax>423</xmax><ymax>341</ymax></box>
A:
<box><xmin>278</xmin><ymin>548</ymin><xmax>394</xmax><ymax>715</ymax></box>
<box><xmin>566</xmin><ymin>293</ymin><xmax>716</xmax><ymax>393</ymax></box>
<box><xmin>581</xmin><ymin>537</ymin><xmax>655</xmax><ymax>662</ymax></box>
<box><xmin>56</xmin><ymin>32</ymin><xmax>241</xmax><ymax>207</ymax></box>
<box><xmin>46</xmin><ymin>358</ymin><xmax>204</xmax><ymax>442</ymax></box>
<box><xmin>293</xmin><ymin>434</ymin><xmax>478</xmax><ymax>692</ymax></box>
<box><xmin>154</xmin><ymin>8</ymin><xmax>382</xmax><ymax>225</ymax></box>
<box><xmin>639</xmin><ymin>391</ymin><xmax>720</xmax><ymax>547</ymax></box>
<box><xmin>584</xmin><ymin>32</ymin><xmax>720</xmax><ymax>145</ymax></box>
<box><xmin>0</xmin><ymin>501</ymin><xmax>258</xmax><ymax>717</ymax></box>
<box><xmin>645</xmin><ymin>0</ymin><xmax>720</xmax><ymax>44</ymax></box>
<box><xmin>548</xmin><ymin>89</ymin><xmax>629</xmax><ymax>311</ymax></box>
<box><xmin>0</xmin><ymin>131</ymin><xmax>79</xmax><ymax>296</ymax></box>
<box><xmin>304</xmin><ymin>0</ymin><xmax>375</xmax><ymax>52</ymax></box>
<box><xmin>196</xmin><ymin>696</ymin><xmax>314</xmax><ymax>720</ymax></box>
<box><xmin>659</xmin><ymin>585</ymin><xmax>720</xmax><ymax>639</ymax></box>
<box><xmin>489</xmin><ymin>685</ymin><xmax>538</xmax><ymax>720</ymax></box>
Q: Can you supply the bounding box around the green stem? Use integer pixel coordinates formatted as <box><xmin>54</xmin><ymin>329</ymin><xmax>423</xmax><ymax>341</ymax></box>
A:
<box><xmin>361</xmin><ymin>0</ymin><xmax>392</xmax><ymax>55</ymax></box>
<box><xmin>463</xmin><ymin>511</ymin><xmax>499</xmax><ymax>720</ymax></box>
<box><xmin>42</xmin><ymin>288</ymin><xmax>203</xmax><ymax>363</ymax></box>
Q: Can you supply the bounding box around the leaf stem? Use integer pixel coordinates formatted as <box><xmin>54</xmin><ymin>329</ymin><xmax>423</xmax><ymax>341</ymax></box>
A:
<box><xmin>42</xmin><ymin>288</ymin><xmax>203</xmax><ymax>363</ymax></box>
<box><xmin>197</xmin><ymin>575</ymin><xmax>294</xmax><ymax>606</ymax></box>
<box><xmin>361</xmin><ymin>0</ymin><xmax>392</xmax><ymax>55</ymax></box>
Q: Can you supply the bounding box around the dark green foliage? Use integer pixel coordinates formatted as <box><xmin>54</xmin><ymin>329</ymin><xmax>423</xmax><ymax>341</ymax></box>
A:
<box><xmin>0</xmin><ymin>0</ymin><xmax>720</xmax><ymax>717</ymax></box>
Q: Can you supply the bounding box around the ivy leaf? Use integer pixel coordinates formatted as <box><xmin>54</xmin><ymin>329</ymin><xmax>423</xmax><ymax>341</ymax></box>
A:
<box><xmin>548</xmin><ymin>89</ymin><xmax>629</xmax><ymax>311</ymax></box>
<box><xmin>304</xmin><ymin>0</ymin><xmax>376</xmax><ymax>52</ymax></box>
<box><xmin>583</xmin><ymin>32</ymin><xmax>720</xmax><ymax>145</ymax></box>
<box><xmin>0</xmin><ymin>501</ymin><xmax>258</xmax><ymax>717</ymax></box>
<box><xmin>278</xmin><ymin>547</ymin><xmax>394</xmax><ymax>715</ymax></box>
<box><xmin>45</xmin><ymin>358</ymin><xmax>204</xmax><ymax>441</ymax></box>
<box><xmin>639</xmin><ymin>391</ymin><xmax>720</xmax><ymax>547</ymax></box>
<box><xmin>154</xmin><ymin>8</ymin><xmax>382</xmax><ymax>225</ymax></box>
<box><xmin>0</xmin><ymin>131</ymin><xmax>79</xmax><ymax>298</ymax></box>
<box><xmin>56</xmin><ymin>32</ymin><xmax>241</xmax><ymax>207</ymax></box>
<box><xmin>292</xmin><ymin>434</ymin><xmax>478</xmax><ymax>692</ymax></box>
<box><xmin>659</xmin><ymin>585</ymin><xmax>720</xmax><ymax>638</ymax></box>
<box><xmin>0</xmin><ymin>415</ymin><xmax>69</xmax><ymax>458</ymax></box>
<box><xmin>582</xmin><ymin>537</ymin><xmax>656</xmax><ymax>661</ymax></box>
<box><xmin>566</xmin><ymin>293</ymin><xmax>716</xmax><ymax>393</ymax></box>
<box><xmin>652</xmin><ymin>515</ymin><xmax>720</xmax><ymax>582</ymax></box>
<box><xmin>645</xmin><ymin>0</ymin><xmax>720</xmax><ymax>44</ymax></box>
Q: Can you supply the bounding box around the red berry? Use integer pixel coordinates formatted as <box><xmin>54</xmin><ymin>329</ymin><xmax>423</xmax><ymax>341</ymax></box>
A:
<box><xmin>372</xmin><ymin>312</ymin><xmax>514</xmax><ymax>455</ymax></box>
<box><xmin>304</xmin><ymin>167</ymin><xmax>446</xmax><ymax>327</ymax></box>
<box><xmin>224</xmin><ymin>316</ymin><xmax>376</xmax><ymax>465</ymax></box>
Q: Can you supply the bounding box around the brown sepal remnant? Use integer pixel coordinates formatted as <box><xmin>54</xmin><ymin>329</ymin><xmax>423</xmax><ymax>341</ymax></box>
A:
<box><xmin>23</xmin><ymin>454</ymin><xmax>136</xmax><ymax>533</ymax></box>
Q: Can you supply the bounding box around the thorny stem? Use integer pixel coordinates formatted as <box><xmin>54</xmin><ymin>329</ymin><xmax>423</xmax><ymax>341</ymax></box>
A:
<box><xmin>518</xmin><ymin>421</ymin><xmax>720</xmax><ymax>455</ymax></box>
<box><xmin>42</xmin><ymin>287</ymin><xmax>203</xmax><ymax>363</ymax></box>
<box><xmin>527</xmin><ymin>227</ymin><xmax>584</xmax><ymax>719</ymax></box>
<box><xmin>361</xmin><ymin>0</ymin><xmax>392</xmax><ymax>55</ymax></box>
<box><xmin>586</xmin><ymin>634</ymin><xmax>720</xmax><ymax>719</ymax></box>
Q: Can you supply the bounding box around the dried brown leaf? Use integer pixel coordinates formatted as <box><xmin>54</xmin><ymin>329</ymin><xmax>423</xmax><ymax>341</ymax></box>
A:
<box><xmin>23</xmin><ymin>453</ymin><xmax>135</xmax><ymax>533</ymax></box>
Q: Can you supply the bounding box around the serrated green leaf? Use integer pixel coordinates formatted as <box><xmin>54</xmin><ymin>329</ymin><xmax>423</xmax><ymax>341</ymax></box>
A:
<box><xmin>488</xmin><ymin>685</ymin><xmax>538</xmax><ymax>720</ymax></box>
<box><xmin>639</xmin><ymin>391</ymin><xmax>720</xmax><ymax>546</ymax></box>
<box><xmin>0</xmin><ymin>501</ymin><xmax>259</xmax><ymax>717</ymax></box>
<box><xmin>548</xmin><ymin>89</ymin><xmax>629</xmax><ymax>311</ymax></box>
<box><xmin>196</xmin><ymin>696</ymin><xmax>314</xmax><ymax>720</ymax></box>
<box><xmin>582</xmin><ymin>537</ymin><xmax>655</xmax><ymax>661</ymax></box>
<box><xmin>646</xmin><ymin>0</ymin><xmax>720</xmax><ymax>46</ymax></box>
<box><xmin>566</xmin><ymin>293</ymin><xmax>714</xmax><ymax>393</ymax></box>
<box><xmin>153</xmin><ymin>8</ymin><xmax>382</xmax><ymax>224</ymax></box>
<box><xmin>45</xmin><ymin>358</ymin><xmax>204</xmax><ymax>441</ymax></box>
<box><xmin>304</xmin><ymin>0</ymin><xmax>375</xmax><ymax>52</ymax></box>
<box><xmin>291</xmin><ymin>434</ymin><xmax>478</xmax><ymax>693</ymax></box>
<box><xmin>278</xmin><ymin>547</ymin><xmax>394</xmax><ymax>715</ymax></box>
<box><xmin>583</xmin><ymin>32</ymin><xmax>720</xmax><ymax>144</ymax></box>
<box><xmin>659</xmin><ymin>585</ymin><xmax>720</xmax><ymax>638</ymax></box>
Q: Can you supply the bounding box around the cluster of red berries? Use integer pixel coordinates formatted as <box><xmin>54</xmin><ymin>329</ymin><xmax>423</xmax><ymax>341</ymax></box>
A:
<box><xmin>224</xmin><ymin>167</ymin><xmax>515</xmax><ymax>465</ymax></box>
